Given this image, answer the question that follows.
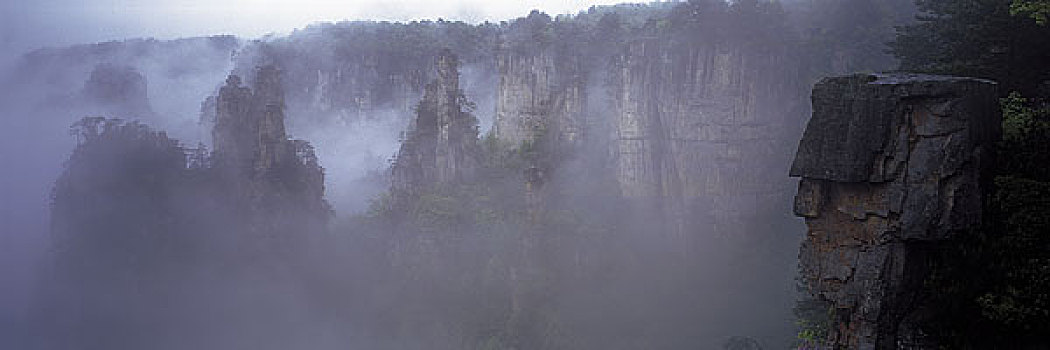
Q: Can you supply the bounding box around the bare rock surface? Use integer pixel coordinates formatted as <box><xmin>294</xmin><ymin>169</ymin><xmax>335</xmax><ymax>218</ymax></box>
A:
<box><xmin>791</xmin><ymin>73</ymin><xmax>999</xmax><ymax>349</ymax></box>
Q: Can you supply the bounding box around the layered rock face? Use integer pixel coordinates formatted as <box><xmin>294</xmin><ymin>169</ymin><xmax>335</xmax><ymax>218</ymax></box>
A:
<box><xmin>391</xmin><ymin>50</ymin><xmax>479</xmax><ymax>195</ymax></box>
<box><xmin>791</xmin><ymin>74</ymin><xmax>1000</xmax><ymax>349</ymax></box>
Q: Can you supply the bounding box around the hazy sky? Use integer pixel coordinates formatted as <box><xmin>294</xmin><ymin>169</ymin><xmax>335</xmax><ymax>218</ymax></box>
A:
<box><xmin>1</xmin><ymin>0</ymin><xmax>633</xmax><ymax>54</ymax></box>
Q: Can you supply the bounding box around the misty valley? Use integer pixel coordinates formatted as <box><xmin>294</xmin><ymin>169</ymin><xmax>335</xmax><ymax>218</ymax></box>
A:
<box><xmin>2</xmin><ymin>1</ymin><xmax>1049</xmax><ymax>349</ymax></box>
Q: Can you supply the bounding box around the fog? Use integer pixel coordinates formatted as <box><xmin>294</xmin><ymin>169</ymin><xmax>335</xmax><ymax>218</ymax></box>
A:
<box><xmin>0</xmin><ymin>1</ymin><xmax>914</xmax><ymax>349</ymax></box>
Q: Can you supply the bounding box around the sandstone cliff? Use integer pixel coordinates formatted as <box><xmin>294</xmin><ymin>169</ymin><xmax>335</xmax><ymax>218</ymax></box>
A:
<box><xmin>791</xmin><ymin>73</ymin><xmax>999</xmax><ymax>349</ymax></box>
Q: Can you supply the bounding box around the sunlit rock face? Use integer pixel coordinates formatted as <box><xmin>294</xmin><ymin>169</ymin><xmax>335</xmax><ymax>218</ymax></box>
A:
<box><xmin>791</xmin><ymin>73</ymin><xmax>999</xmax><ymax>349</ymax></box>
<box><xmin>391</xmin><ymin>50</ymin><xmax>480</xmax><ymax>196</ymax></box>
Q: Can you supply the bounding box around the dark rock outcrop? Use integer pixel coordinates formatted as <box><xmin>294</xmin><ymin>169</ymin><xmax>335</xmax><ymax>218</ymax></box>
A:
<box><xmin>791</xmin><ymin>73</ymin><xmax>1000</xmax><ymax>349</ymax></box>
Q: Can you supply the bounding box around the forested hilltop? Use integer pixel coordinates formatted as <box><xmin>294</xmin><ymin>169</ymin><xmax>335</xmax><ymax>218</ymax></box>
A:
<box><xmin>6</xmin><ymin>0</ymin><xmax>1048</xmax><ymax>349</ymax></box>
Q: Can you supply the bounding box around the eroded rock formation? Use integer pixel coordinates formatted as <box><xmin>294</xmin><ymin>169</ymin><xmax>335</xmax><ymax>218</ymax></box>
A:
<box><xmin>212</xmin><ymin>66</ymin><xmax>328</xmax><ymax>240</ymax></box>
<box><xmin>391</xmin><ymin>50</ymin><xmax>480</xmax><ymax>196</ymax></box>
<box><xmin>791</xmin><ymin>73</ymin><xmax>1000</xmax><ymax>349</ymax></box>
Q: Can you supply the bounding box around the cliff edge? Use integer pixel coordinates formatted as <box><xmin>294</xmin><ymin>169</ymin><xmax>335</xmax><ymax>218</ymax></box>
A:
<box><xmin>791</xmin><ymin>73</ymin><xmax>999</xmax><ymax>349</ymax></box>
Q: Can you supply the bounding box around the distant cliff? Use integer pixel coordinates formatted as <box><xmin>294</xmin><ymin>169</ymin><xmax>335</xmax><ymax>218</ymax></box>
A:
<box><xmin>356</xmin><ymin>3</ymin><xmax>811</xmax><ymax>348</ymax></box>
<box><xmin>6</xmin><ymin>36</ymin><xmax>240</xmax><ymax>142</ymax></box>
<box><xmin>489</xmin><ymin>3</ymin><xmax>807</xmax><ymax>245</ymax></box>
<box><xmin>228</xmin><ymin>21</ymin><xmax>497</xmax><ymax>127</ymax></box>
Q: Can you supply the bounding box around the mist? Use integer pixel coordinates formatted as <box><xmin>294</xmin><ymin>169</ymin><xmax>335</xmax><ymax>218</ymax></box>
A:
<box><xmin>0</xmin><ymin>1</ymin><xmax>918</xmax><ymax>349</ymax></box>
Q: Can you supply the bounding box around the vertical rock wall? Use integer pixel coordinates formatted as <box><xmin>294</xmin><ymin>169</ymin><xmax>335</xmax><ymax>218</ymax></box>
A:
<box><xmin>493</xmin><ymin>33</ymin><xmax>807</xmax><ymax>240</ymax></box>
<box><xmin>493</xmin><ymin>47</ymin><xmax>584</xmax><ymax>149</ymax></box>
<box><xmin>609</xmin><ymin>39</ymin><xmax>805</xmax><ymax>237</ymax></box>
<box><xmin>790</xmin><ymin>73</ymin><xmax>999</xmax><ymax>349</ymax></box>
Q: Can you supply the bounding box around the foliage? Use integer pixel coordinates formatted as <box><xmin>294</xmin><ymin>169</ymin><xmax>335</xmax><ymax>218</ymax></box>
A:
<box><xmin>909</xmin><ymin>94</ymin><xmax>1050</xmax><ymax>348</ymax></box>
<box><xmin>890</xmin><ymin>0</ymin><xmax>1050</xmax><ymax>96</ymax></box>
<box><xmin>888</xmin><ymin>2</ymin><xmax>1050</xmax><ymax>342</ymax></box>
<box><xmin>978</xmin><ymin>175</ymin><xmax>1050</xmax><ymax>330</ymax></box>
<box><xmin>999</xmin><ymin>92</ymin><xmax>1050</xmax><ymax>180</ymax></box>
<box><xmin>792</xmin><ymin>287</ymin><xmax>831</xmax><ymax>349</ymax></box>
<box><xmin>1012</xmin><ymin>0</ymin><xmax>1050</xmax><ymax>24</ymax></box>
<box><xmin>502</xmin><ymin>10</ymin><xmax>556</xmax><ymax>56</ymax></box>
<box><xmin>793</xmin><ymin>0</ymin><xmax>915</xmax><ymax>77</ymax></box>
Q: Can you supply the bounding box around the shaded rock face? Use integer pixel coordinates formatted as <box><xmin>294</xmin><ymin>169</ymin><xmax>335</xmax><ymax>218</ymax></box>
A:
<box><xmin>391</xmin><ymin>50</ymin><xmax>479</xmax><ymax>195</ymax></box>
<box><xmin>791</xmin><ymin>74</ymin><xmax>1000</xmax><ymax>349</ymax></box>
